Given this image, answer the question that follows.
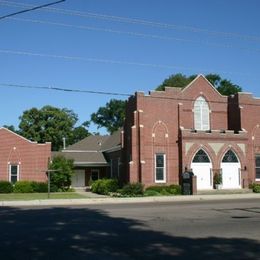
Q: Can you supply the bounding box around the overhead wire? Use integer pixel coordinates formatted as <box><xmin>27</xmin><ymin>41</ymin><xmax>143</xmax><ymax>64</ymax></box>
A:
<box><xmin>1</xmin><ymin>82</ymin><xmax>259</xmax><ymax>108</ymax></box>
<box><xmin>0</xmin><ymin>48</ymin><xmax>253</xmax><ymax>77</ymax></box>
<box><xmin>4</xmin><ymin>17</ymin><xmax>260</xmax><ymax>55</ymax></box>
<box><xmin>0</xmin><ymin>0</ymin><xmax>260</xmax><ymax>43</ymax></box>
<box><xmin>0</xmin><ymin>0</ymin><xmax>65</xmax><ymax>20</ymax></box>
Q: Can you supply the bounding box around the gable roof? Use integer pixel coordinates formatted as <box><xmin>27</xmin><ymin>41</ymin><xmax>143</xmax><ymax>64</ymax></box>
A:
<box><xmin>0</xmin><ymin>127</ymin><xmax>46</xmax><ymax>144</ymax></box>
<box><xmin>181</xmin><ymin>74</ymin><xmax>224</xmax><ymax>97</ymax></box>
<box><xmin>65</xmin><ymin>135</ymin><xmax>110</xmax><ymax>151</ymax></box>
<box><xmin>58</xmin><ymin>130</ymin><xmax>122</xmax><ymax>166</ymax></box>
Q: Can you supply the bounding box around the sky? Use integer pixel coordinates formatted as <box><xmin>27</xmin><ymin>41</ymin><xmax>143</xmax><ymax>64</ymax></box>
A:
<box><xmin>0</xmin><ymin>0</ymin><xmax>260</xmax><ymax>134</ymax></box>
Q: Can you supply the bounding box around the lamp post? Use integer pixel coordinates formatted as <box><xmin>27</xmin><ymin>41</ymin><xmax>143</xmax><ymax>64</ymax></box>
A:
<box><xmin>46</xmin><ymin>169</ymin><xmax>61</xmax><ymax>199</ymax></box>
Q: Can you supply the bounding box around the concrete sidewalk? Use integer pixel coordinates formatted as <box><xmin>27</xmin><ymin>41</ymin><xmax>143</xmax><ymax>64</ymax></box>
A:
<box><xmin>0</xmin><ymin>192</ymin><xmax>259</xmax><ymax>207</ymax></box>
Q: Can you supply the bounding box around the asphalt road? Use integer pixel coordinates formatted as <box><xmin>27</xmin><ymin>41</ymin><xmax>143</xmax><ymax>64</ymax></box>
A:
<box><xmin>0</xmin><ymin>199</ymin><xmax>260</xmax><ymax>259</ymax></box>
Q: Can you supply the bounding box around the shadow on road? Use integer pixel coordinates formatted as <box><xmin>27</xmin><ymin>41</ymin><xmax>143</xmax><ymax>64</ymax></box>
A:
<box><xmin>0</xmin><ymin>206</ymin><xmax>259</xmax><ymax>259</ymax></box>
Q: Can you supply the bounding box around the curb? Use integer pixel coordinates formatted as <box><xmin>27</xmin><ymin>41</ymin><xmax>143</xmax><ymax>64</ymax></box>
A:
<box><xmin>0</xmin><ymin>193</ymin><xmax>259</xmax><ymax>207</ymax></box>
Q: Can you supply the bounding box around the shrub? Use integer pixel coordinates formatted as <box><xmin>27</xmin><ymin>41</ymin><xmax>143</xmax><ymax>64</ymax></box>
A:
<box><xmin>119</xmin><ymin>182</ymin><xmax>144</xmax><ymax>197</ymax></box>
<box><xmin>31</xmin><ymin>182</ymin><xmax>48</xmax><ymax>193</ymax></box>
<box><xmin>14</xmin><ymin>181</ymin><xmax>34</xmax><ymax>193</ymax></box>
<box><xmin>145</xmin><ymin>184</ymin><xmax>182</xmax><ymax>196</ymax></box>
<box><xmin>0</xmin><ymin>181</ymin><xmax>13</xmax><ymax>193</ymax></box>
<box><xmin>144</xmin><ymin>190</ymin><xmax>160</xmax><ymax>196</ymax></box>
<box><xmin>91</xmin><ymin>179</ymin><xmax>119</xmax><ymax>195</ymax></box>
<box><xmin>251</xmin><ymin>183</ymin><xmax>260</xmax><ymax>193</ymax></box>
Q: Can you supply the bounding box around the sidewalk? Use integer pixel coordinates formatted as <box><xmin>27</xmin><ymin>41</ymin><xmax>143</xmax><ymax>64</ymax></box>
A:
<box><xmin>0</xmin><ymin>192</ymin><xmax>259</xmax><ymax>207</ymax></box>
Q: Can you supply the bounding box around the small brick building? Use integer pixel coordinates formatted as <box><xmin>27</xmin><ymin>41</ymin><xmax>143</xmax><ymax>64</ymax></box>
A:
<box><xmin>0</xmin><ymin>127</ymin><xmax>51</xmax><ymax>183</ymax></box>
<box><xmin>122</xmin><ymin>75</ymin><xmax>260</xmax><ymax>189</ymax></box>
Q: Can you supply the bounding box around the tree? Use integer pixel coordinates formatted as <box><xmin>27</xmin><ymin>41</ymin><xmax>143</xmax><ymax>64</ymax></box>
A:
<box><xmin>69</xmin><ymin>121</ymin><xmax>90</xmax><ymax>144</ymax></box>
<box><xmin>3</xmin><ymin>125</ymin><xmax>17</xmax><ymax>133</ymax></box>
<box><xmin>18</xmin><ymin>106</ymin><xmax>90</xmax><ymax>151</ymax></box>
<box><xmin>49</xmin><ymin>155</ymin><xmax>74</xmax><ymax>191</ymax></box>
<box><xmin>91</xmin><ymin>99</ymin><xmax>126</xmax><ymax>134</ymax></box>
<box><xmin>156</xmin><ymin>73</ymin><xmax>242</xmax><ymax>95</ymax></box>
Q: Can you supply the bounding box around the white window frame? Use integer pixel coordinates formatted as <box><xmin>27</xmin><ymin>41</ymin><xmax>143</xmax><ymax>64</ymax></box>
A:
<box><xmin>9</xmin><ymin>164</ymin><xmax>19</xmax><ymax>183</ymax></box>
<box><xmin>194</xmin><ymin>96</ymin><xmax>210</xmax><ymax>131</ymax></box>
<box><xmin>155</xmin><ymin>153</ymin><xmax>166</xmax><ymax>183</ymax></box>
<box><xmin>255</xmin><ymin>154</ymin><xmax>260</xmax><ymax>181</ymax></box>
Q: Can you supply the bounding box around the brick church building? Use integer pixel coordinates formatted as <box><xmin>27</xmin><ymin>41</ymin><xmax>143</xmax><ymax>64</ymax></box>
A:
<box><xmin>122</xmin><ymin>75</ymin><xmax>260</xmax><ymax>190</ymax></box>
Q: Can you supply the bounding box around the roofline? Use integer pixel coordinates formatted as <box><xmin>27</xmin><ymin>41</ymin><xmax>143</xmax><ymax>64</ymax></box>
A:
<box><xmin>101</xmin><ymin>145</ymin><xmax>122</xmax><ymax>153</ymax></box>
<box><xmin>181</xmin><ymin>74</ymin><xmax>226</xmax><ymax>98</ymax></box>
<box><xmin>0</xmin><ymin>127</ymin><xmax>40</xmax><ymax>144</ymax></box>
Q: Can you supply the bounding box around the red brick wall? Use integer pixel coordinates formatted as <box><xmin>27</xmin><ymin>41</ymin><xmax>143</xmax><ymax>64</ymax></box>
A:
<box><xmin>123</xmin><ymin>75</ymin><xmax>258</xmax><ymax>187</ymax></box>
<box><xmin>0</xmin><ymin>128</ymin><xmax>51</xmax><ymax>182</ymax></box>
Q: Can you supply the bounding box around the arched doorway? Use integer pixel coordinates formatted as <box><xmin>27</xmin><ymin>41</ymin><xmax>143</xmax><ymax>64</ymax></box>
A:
<box><xmin>221</xmin><ymin>150</ymin><xmax>241</xmax><ymax>189</ymax></box>
<box><xmin>191</xmin><ymin>149</ymin><xmax>213</xmax><ymax>190</ymax></box>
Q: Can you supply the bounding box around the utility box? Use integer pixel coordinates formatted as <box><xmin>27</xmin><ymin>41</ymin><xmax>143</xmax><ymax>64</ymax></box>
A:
<box><xmin>182</xmin><ymin>170</ymin><xmax>194</xmax><ymax>195</ymax></box>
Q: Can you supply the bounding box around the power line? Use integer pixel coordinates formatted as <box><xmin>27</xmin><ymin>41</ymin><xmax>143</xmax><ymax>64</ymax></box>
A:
<box><xmin>1</xmin><ymin>0</ymin><xmax>260</xmax><ymax>43</ymax></box>
<box><xmin>0</xmin><ymin>0</ymin><xmax>65</xmax><ymax>20</ymax></box>
<box><xmin>0</xmin><ymin>48</ymin><xmax>253</xmax><ymax>77</ymax></box>
<box><xmin>0</xmin><ymin>83</ymin><xmax>131</xmax><ymax>97</ymax></box>
<box><xmin>1</xmin><ymin>82</ymin><xmax>260</xmax><ymax>108</ymax></box>
<box><xmin>5</xmin><ymin>17</ymin><xmax>260</xmax><ymax>55</ymax></box>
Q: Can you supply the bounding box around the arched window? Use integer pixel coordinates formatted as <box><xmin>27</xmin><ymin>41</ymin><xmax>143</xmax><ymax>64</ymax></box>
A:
<box><xmin>222</xmin><ymin>150</ymin><xmax>238</xmax><ymax>163</ymax></box>
<box><xmin>194</xmin><ymin>96</ymin><xmax>210</xmax><ymax>130</ymax></box>
<box><xmin>192</xmin><ymin>149</ymin><xmax>210</xmax><ymax>163</ymax></box>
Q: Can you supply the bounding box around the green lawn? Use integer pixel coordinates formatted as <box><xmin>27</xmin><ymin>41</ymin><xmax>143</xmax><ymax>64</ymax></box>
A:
<box><xmin>0</xmin><ymin>192</ymin><xmax>86</xmax><ymax>201</ymax></box>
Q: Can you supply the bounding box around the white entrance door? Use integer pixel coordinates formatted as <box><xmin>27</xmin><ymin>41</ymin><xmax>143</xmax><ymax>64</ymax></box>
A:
<box><xmin>221</xmin><ymin>150</ymin><xmax>241</xmax><ymax>189</ymax></box>
<box><xmin>191</xmin><ymin>149</ymin><xmax>213</xmax><ymax>190</ymax></box>
<box><xmin>71</xmin><ymin>169</ymin><xmax>85</xmax><ymax>187</ymax></box>
<box><xmin>191</xmin><ymin>163</ymin><xmax>212</xmax><ymax>190</ymax></box>
<box><xmin>221</xmin><ymin>163</ymin><xmax>241</xmax><ymax>189</ymax></box>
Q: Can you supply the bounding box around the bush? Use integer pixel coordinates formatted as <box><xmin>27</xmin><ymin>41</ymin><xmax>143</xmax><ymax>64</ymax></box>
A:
<box><xmin>250</xmin><ymin>183</ymin><xmax>260</xmax><ymax>193</ymax></box>
<box><xmin>91</xmin><ymin>179</ymin><xmax>119</xmax><ymax>195</ymax></box>
<box><xmin>14</xmin><ymin>181</ymin><xmax>34</xmax><ymax>193</ymax></box>
<box><xmin>0</xmin><ymin>181</ymin><xmax>13</xmax><ymax>193</ymax></box>
<box><xmin>145</xmin><ymin>184</ymin><xmax>182</xmax><ymax>196</ymax></box>
<box><xmin>119</xmin><ymin>182</ymin><xmax>144</xmax><ymax>197</ymax></box>
<box><xmin>49</xmin><ymin>155</ymin><xmax>74</xmax><ymax>191</ymax></box>
<box><xmin>144</xmin><ymin>190</ymin><xmax>160</xmax><ymax>196</ymax></box>
<box><xmin>31</xmin><ymin>182</ymin><xmax>48</xmax><ymax>193</ymax></box>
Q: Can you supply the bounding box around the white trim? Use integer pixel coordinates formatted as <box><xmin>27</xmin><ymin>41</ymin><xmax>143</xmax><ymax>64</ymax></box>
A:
<box><xmin>9</xmin><ymin>164</ymin><xmax>20</xmax><ymax>183</ymax></box>
<box><xmin>155</xmin><ymin>153</ymin><xmax>166</xmax><ymax>183</ymax></box>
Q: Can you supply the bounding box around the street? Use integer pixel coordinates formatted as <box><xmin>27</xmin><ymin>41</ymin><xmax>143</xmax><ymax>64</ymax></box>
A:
<box><xmin>0</xmin><ymin>199</ymin><xmax>260</xmax><ymax>259</ymax></box>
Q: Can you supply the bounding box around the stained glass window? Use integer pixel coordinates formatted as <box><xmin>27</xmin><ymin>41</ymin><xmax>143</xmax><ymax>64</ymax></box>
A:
<box><xmin>222</xmin><ymin>150</ymin><xmax>238</xmax><ymax>163</ymax></box>
<box><xmin>192</xmin><ymin>149</ymin><xmax>210</xmax><ymax>163</ymax></box>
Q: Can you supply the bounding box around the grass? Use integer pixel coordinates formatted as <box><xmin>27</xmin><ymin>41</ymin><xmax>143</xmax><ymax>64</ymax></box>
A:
<box><xmin>0</xmin><ymin>192</ymin><xmax>86</xmax><ymax>201</ymax></box>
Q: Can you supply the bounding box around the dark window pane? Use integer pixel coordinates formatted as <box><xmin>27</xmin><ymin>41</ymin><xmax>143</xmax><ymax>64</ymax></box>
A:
<box><xmin>11</xmin><ymin>165</ymin><xmax>18</xmax><ymax>175</ymax></box>
<box><xmin>256</xmin><ymin>168</ymin><xmax>260</xmax><ymax>179</ymax></box>
<box><xmin>156</xmin><ymin>155</ymin><xmax>164</xmax><ymax>167</ymax></box>
<box><xmin>255</xmin><ymin>156</ymin><xmax>260</xmax><ymax>167</ymax></box>
<box><xmin>156</xmin><ymin>168</ymin><xmax>164</xmax><ymax>181</ymax></box>
<box><xmin>91</xmin><ymin>172</ymin><xmax>99</xmax><ymax>181</ymax></box>
<box><xmin>11</xmin><ymin>175</ymin><xmax>17</xmax><ymax>184</ymax></box>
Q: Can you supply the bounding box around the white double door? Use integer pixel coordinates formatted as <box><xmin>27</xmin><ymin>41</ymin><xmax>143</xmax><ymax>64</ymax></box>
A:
<box><xmin>191</xmin><ymin>162</ymin><xmax>213</xmax><ymax>190</ymax></box>
<box><xmin>221</xmin><ymin>163</ymin><xmax>241</xmax><ymax>189</ymax></box>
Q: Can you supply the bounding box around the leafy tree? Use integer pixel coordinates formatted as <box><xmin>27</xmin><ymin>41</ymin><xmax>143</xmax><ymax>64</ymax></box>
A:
<box><xmin>69</xmin><ymin>121</ymin><xmax>90</xmax><ymax>144</ymax></box>
<box><xmin>49</xmin><ymin>155</ymin><xmax>74</xmax><ymax>191</ymax></box>
<box><xmin>18</xmin><ymin>106</ymin><xmax>90</xmax><ymax>151</ymax></box>
<box><xmin>91</xmin><ymin>99</ymin><xmax>126</xmax><ymax>134</ymax></box>
<box><xmin>156</xmin><ymin>73</ymin><xmax>242</xmax><ymax>95</ymax></box>
<box><xmin>3</xmin><ymin>125</ymin><xmax>17</xmax><ymax>133</ymax></box>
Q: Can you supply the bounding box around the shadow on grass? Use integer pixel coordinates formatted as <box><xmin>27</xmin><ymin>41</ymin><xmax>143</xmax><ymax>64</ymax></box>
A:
<box><xmin>0</xmin><ymin>206</ymin><xmax>259</xmax><ymax>259</ymax></box>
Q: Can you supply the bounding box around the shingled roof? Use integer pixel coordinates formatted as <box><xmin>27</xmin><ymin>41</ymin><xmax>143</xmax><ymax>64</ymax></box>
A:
<box><xmin>52</xmin><ymin>130</ymin><xmax>121</xmax><ymax>167</ymax></box>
